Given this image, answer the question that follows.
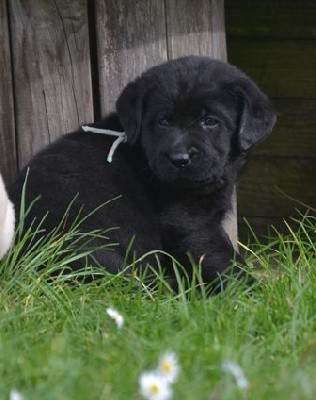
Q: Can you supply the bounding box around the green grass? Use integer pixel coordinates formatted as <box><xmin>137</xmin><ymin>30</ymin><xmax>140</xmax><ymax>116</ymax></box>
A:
<box><xmin>0</xmin><ymin>205</ymin><xmax>315</xmax><ymax>399</ymax></box>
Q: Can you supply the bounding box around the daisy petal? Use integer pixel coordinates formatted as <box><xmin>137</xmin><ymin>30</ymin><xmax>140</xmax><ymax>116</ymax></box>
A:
<box><xmin>106</xmin><ymin>307</ymin><xmax>124</xmax><ymax>329</ymax></box>
<box><xmin>157</xmin><ymin>351</ymin><xmax>180</xmax><ymax>383</ymax></box>
<box><xmin>222</xmin><ymin>360</ymin><xmax>249</xmax><ymax>390</ymax></box>
<box><xmin>10</xmin><ymin>389</ymin><xmax>24</xmax><ymax>400</ymax></box>
<box><xmin>140</xmin><ymin>371</ymin><xmax>172</xmax><ymax>400</ymax></box>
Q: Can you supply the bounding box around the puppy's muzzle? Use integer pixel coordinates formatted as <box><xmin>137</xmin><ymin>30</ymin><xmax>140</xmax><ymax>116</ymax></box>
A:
<box><xmin>167</xmin><ymin>147</ymin><xmax>199</xmax><ymax>169</ymax></box>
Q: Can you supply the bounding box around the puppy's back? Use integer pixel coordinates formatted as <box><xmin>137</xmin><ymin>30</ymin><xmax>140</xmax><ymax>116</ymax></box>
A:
<box><xmin>9</xmin><ymin>119</ymin><xmax>162</xmax><ymax>271</ymax></box>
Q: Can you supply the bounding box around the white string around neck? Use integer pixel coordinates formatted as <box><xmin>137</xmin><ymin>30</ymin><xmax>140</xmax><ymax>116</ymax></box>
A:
<box><xmin>81</xmin><ymin>125</ymin><xmax>127</xmax><ymax>163</ymax></box>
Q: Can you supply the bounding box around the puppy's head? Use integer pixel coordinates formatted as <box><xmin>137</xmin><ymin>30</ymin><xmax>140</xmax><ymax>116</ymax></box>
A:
<box><xmin>116</xmin><ymin>56</ymin><xmax>276</xmax><ymax>187</ymax></box>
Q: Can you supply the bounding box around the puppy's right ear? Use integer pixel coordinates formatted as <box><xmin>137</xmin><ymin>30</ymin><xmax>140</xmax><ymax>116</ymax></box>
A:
<box><xmin>116</xmin><ymin>78</ymin><xmax>145</xmax><ymax>144</ymax></box>
<box><xmin>234</xmin><ymin>79</ymin><xmax>277</xmax><ymax>152</ymax></box>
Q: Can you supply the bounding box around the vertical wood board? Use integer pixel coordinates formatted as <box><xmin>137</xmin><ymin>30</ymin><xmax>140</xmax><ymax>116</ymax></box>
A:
<box><xmin>0</xmin><ymin>0</ymin><xmax>17</xmax><ymax>185</ymax></box>
<box><xmin>209</xmin><ymin>0</ymin><xmax>227</xmax><ymax>60</ymax></box>
<box><xmin>9</xmin><ymin>0</ymin><xmax>93</xmax><ymax>168</ymax></box>
<box><xmin>95</xmin><ymin>0</ymin><xmax>167</xmax><ymax>115</ymax></box>
<box><xmin>165</xmin><ymin>0</ymin><xmax>227</xmax><ymax>60</ymax></box>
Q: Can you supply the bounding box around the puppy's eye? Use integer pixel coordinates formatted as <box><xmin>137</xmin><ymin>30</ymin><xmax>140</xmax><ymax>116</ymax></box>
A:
<box><xmin>201</xmin><ymin>116</ymin><xmax>219</xmax><ymax>127</ymax></box>
<box><xmin>157</xmin><ymin>117</ymin><xmax>171</xmax><ymax>127</ymax></box>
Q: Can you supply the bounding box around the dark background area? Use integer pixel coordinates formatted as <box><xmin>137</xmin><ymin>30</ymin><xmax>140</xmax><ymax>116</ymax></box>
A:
<box><xmin>225</xmin><ymin>0</ymin><xmax>316</xmax><ymax>241</ymax></box>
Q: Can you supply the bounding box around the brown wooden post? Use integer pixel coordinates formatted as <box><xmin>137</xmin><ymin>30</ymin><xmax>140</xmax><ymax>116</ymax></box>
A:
<box><xmin>95</xmin><ymin>0</ymin><xmax>167</xmax><ymax>115</ymax></box>
<box><xmin>0</xmin><ymin>0</ymin><xmax>17</xmax><ymax>186</ymax></box>
<box><xmin>8</xmin><ymin>0</ymin><xmax>94</xmax><ymax>169</ymax></box>
<box><xmin>165</xmin><ymin>0</ymin><xmax>227</xmax><ymax>59</ymax></box>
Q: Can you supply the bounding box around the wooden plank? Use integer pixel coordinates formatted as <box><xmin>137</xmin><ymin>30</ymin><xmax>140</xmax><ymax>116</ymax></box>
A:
<box><xmin>0</xmin><ymin>0</ymin><xmax>17</xmax><ymax>185</ymax></box>
<box><xmin>165</xmin><ymin>0</ymin><xmax>227</xmax><ymax>59</ymax></box>
<box><xmin>227</xmin><ymin>38</ymin><xmax>316</xmax><ymax>98</ymax></box>
<box><xmin>225</xmin><ymin>0</ymin><xmax>316</xmax><ymax>39</ymax></box>
<box><xmin>9</xmin><ymin>0</ymin><xmax>93</xmax><ymax>169</ymax></box>
<box><xmin>95</xmin><ymin>0</ymin><xmax>167</xmax><ymax>115</ymax></box>
<box><xmin>253</xmin><ymin>99</ymin><xmax>316</xmax><ymax>158</ymax></box>
<box><xmin>238</xmin><ymin>157</ymin><xmax>316</xmax><ymax>217</ymax></box>
<box><xmin>209</xmin><ymin>0</ymin><xmax>227</xmax><ymax>60</ymax></box>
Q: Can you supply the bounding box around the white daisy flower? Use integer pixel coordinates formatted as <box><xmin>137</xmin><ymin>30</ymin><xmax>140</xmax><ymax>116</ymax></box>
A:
<box><xmin>222</xmin><ymin>360</ymin><xmax>249</xmax><ymax>390</ymax></box>
<box><xmin>157</xmin><ymin>351</ymin><xmax>180</xmax><ymax>383</ymax></box>
<box><xmin>139</xmin><ymin>370</ymin><xmax>172</xmax><ymax>400</ymax></box>
<box><xmin>10</xmin><ymin>389</ymin><xmax>24</xmax><ymax>400</ymax></box>
<box><xmin>106</xmin><ymin>307</ymin><xmax>124</xmax><ymax>329</ymax></box>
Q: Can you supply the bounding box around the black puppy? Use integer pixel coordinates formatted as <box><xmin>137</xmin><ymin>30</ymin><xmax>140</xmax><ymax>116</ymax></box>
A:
<box><xmin>10</xmin><ymin>56</ymin><xmax>276</xmax><ymax>286</ymax></box>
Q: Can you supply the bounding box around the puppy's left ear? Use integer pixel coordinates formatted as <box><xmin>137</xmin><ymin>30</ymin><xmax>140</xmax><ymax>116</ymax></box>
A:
<box><xmin>234</xmin><ymin>79</ymin><xmax>277</xmax><ymax>151</ymax></box>
<box><xmin>116</xmin><ymin>77</ymin><xmax>145</xmax><ymax>144</ymax></box>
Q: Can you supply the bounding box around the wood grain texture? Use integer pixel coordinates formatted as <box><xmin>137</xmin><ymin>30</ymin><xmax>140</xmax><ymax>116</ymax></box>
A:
<box><xmin>9</xmin><ymin>0</ymin><xmax>93</xmax><ymax>169</ymax></box>
<box><xmin>226</xmin><ymin>0</ymin><xmax>316</xmax><ymax>39</ymax></box>
<box><xmin>253</xmin><ymin>99</ymin><xmax>316</xmax><ymax>158</ymax></box>
<box><xmin>165</xmin><ymin>0</ymin><xmax>226</xmax><ymax>59</ymax></box>
<box><xmin>209</xmin><ymin>0</ymin><xmax>227</xmax><ymax>60</ymax></box>
<box><xmin>227</xmin><ymin>38</ymin><xmax>316</xmax><ymax>99</ymax></box>
<box><xmin>238</xmin><ymin>157</ymin><xmax>316</xmax><ymax>217</ymax></box>
<box><xmin>95</xmin><ymin>0</ymin><xmax>167</xmax><ymax>115</ymax></box>
<box><xmin>0</xmin><ymin>0</ymin><xmax>17</xmax><ymax>185</ymax></box>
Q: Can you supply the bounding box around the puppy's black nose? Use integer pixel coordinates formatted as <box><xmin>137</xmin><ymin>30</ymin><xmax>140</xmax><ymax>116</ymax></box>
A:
<box><xmin>168</xmin><ymin>152</ymin><xmax>191</xmax><ymax>168</ymax></box>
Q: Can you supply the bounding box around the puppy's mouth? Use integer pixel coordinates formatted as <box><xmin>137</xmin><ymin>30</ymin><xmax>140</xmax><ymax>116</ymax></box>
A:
<box><xmin>173</xmin><ymin>173</ymin><xmax>213</xmax><ymax>185</ymax></box>
<box><xmin>148</xmin><ymin>151</ymin><xmax>224</xmax><ymax>189</ymax></box>
<box><xmin>151</xmin><ymin>165</ymin><xmax>221</xmax><ymax>189</ymax></box>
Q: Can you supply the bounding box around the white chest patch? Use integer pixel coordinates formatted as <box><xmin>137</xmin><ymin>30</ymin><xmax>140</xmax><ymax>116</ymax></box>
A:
<box><xmin>220</xmin><ymin>189</ymin><xmax>238</xmax><ymax>251</ymax></box>
<box><xmin>0</xmin><ymin>173</ymin><xmax>15</xmax><ymax>259</ymax></box>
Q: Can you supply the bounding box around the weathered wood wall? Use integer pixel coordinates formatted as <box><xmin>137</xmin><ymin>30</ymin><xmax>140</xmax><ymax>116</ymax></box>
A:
<box><xmin>9</xmin><ymin>0</ymin><xmax>94</xmax><ymax>170</ymax></box>
<box><xmin>225</xmin><ymin>0</ymin><xmax>316</xmax><ymax>239</ymax></box>
<box><xmin>0</xmin><ymin>0</ymin><xmax>17</xmax><ymax>185</ymax></box>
